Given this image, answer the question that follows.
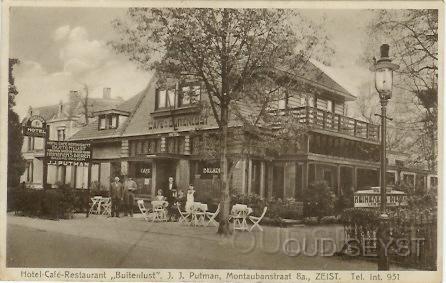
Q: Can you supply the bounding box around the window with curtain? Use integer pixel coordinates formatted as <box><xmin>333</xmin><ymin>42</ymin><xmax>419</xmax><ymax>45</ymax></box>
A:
<box><xmin>99</xmin><ymin>116</ymin><xmax>106</xmax><ymax>130</ymax></box>
<box><xmin>57</xmin><ymin>128</ymin><xmax>66</xmax><ymax>141</ymax></box>
<box><xmin>167</xmin><ymin>89</ymin><xmax>176</xmax><ymax>108</ymax></box>
<box><xmin>157</xmin><ymin>90</ymin><xmax>167</xmax><ymax>109</ymax></box>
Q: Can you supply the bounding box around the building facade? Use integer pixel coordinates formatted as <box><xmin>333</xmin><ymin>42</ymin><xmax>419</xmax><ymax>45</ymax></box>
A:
<box><xmin>64</xmin><ymin>61</ymin><xmax>436</xmax><ymax>201</ymax></box>
<box><xmin>20</xmin><ymin>88</ymin><xmax>123</xmax><ymax>189</ymax></box>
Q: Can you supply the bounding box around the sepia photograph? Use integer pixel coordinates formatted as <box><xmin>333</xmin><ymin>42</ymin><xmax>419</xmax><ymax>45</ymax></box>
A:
<box><xmin>1</xmin><ymin>1</ymin><xmax>442</xmax><ymax>282</ymax></box>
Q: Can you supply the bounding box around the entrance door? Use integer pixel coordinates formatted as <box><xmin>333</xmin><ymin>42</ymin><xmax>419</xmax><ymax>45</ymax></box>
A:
<box><xmin>156</xmin><ymin>159</ymin><xmax>178</xmax><ymax>193</ymax></box>
<box><xmin>273</xmin><ymin>165</ymin><xmax>284</xmax><ymax>199</ymax></box>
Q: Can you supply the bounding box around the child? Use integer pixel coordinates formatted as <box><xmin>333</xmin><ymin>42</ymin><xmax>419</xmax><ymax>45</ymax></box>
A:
<box><xmin>155</xmin><ymin>189</ymin><xmax>165</xmax><ymax>201</ymax></box>
<box><xmin>185</xmin><ymin>185</ymin><xmax>196</xmax><ymax>212</ymax></box>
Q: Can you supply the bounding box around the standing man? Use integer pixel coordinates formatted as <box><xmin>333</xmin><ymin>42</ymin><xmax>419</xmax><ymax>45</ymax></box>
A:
<box><xmin>166</xmin><ymin>176</ymin><xmax>177</xmax><ymax>221</ymax></box>
<box><xmin>166</xmin><ymin>176</ymin><xmax>177</xmax><ymax>203</ymax></box>
<box><xmin>110</xmin><ymin>176</ymin><xmax>123</xmax><ymax>217</ymax></box>
<box><xmin>123</xmin><ymin>176</ymin><xmax>137</xmax><ymax>217</ymax></box>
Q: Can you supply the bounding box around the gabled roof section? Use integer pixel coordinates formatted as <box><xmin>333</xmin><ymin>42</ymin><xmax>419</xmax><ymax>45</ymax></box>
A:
<box><xmin>69</xmin><ymin>81</ymin><xmax>153</xmax><ymax>141</ymax></box>
<box><xmin>278</xmin><ymin>59</ymin><xmax>357</xmax><ymax>101</ymax></box>
<box><xmin>68</xmin><ymin>118</ymin><xmax>124</xmax><ymax>141</ymax></box>
<box><xmin>22</xmin><ymin>97</ymin><xmax>124</xmax><ymax>124</ymax></box>
<box><xmin>121</xmin><ymin>76</ymin><xmax>157</xmax><ymax>137</ymax></box>
<box><xmin>23</xmin><ymin>105</ymin><xmax>60</xmax><ymax>123</ymax></box>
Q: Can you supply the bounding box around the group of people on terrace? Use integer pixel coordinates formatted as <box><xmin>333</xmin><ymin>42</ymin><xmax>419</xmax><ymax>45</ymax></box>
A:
<box><xmin>109</xmin><ymin>175</ymin><xmax>196</xmax><ymax>220</ymax></box>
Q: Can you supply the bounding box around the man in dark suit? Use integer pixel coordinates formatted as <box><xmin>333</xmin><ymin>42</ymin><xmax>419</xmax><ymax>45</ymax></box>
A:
<box><xmin>166</xmin><ymin>176</ymin><xmax>177</xmax><ymax>203</ymax></box>
<box><xmin>166</xmin><ymin>176</ymin><xmax>178</xmax><ymax>220</ymax></box>
<box><xmin>110</xmin><ymin>176</ymin><xmax>123</xmax><ymax>217</ymax></box>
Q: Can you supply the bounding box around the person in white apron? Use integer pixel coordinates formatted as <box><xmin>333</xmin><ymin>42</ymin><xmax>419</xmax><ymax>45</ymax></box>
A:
<box><xmin>185</xmin><ymin>185</ymin><xmax>196</xmax><ymax>212</ymax></box>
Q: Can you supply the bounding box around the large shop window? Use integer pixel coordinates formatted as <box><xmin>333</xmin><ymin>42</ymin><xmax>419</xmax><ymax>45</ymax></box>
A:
<box><xmin>155</xmin><ymin>82</ymin><xmax>201</xmax><ymax>110</ymax></box>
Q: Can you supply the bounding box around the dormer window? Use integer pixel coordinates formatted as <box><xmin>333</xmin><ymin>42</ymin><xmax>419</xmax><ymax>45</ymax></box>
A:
<box><xmin>155</xmin><ymin>82</ymin><xmax>201</xmax><ymax>111</ymax></box>
<box><xmin>96</xmin><ymin>110</ymin><xmax>128</xmax><ymax>131</ymax></box>
<box><xmin>99</xmin><ymin>115</ymin><xmax>107</xmax><ymax>130</ymax></box>
<box><xmin>109</xmin><ymin>115</ymin><xmax>118</xmax><ymax>129</ymax></box>
<box><xmin>57</xmin><ymin>128</ymin><xmax>66</xmax><ymax>141</ymax></box>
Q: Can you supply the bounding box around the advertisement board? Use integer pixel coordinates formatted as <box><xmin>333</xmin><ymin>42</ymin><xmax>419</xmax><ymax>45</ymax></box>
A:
<box><xmin>45</xmin><ymin>141</ymin><xmax>91</xmax><ymax>167</ymax></box>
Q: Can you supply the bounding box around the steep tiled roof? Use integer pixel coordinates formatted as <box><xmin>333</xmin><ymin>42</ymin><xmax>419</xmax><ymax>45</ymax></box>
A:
<box><xmin>69</xmin><ymin>82</ymin><xmax>152</xmax><ymax>141</ymax></box>
<box><xmin>279</xmin><ymin>59</ymin><xmax>356</xmax><ymax>101</ymax></box>
<box><xmin>70</xmin><ymin>59</ymin><xmax>357</xmax><ymax>141</ymax></box>
<box><xmin>87</xmin><ymin>97</ymin><xmax>124</xmax><ymax>114</ymax></box>
<box><xmin>121</xmin><ymin>76</ymin><xmax>157</xmax><ymax>137</ymax></box>
<box><xmin>24</xmin><ymin>105</ymin><xmax>60</xmax><ymax>122</ymax></box>
<box><xmin>68</xmin><ymin>118</ymin><xmax>124</xmax><ymax>140</ymax></box>
<box><xmin>22</xmin><ymin>97</ymin><xmax>123</xmax><ymax>124</ymax></box>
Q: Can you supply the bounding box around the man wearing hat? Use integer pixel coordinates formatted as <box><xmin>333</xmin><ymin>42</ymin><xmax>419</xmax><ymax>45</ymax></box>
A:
<box><xmin>110</xmin><ymin>176</ymin><xmax>123</xmax><ymax>217</ymax></box>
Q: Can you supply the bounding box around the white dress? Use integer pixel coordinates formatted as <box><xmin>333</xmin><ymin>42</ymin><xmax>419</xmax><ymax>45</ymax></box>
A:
<box><xmin>185</xmin><ymin>190</ymin><xmax>195</xmax><ymax>212</ymax></box>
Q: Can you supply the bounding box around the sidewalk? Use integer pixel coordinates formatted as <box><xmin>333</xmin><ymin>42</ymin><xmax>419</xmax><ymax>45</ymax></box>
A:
<box><xmin>7</xmin><ymin>214</ymin><xmax>407</xmax><ymax>270</ymax></box>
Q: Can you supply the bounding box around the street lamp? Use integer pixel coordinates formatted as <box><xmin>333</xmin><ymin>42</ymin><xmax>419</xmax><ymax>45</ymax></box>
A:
<box><xmin>370</xmin><ymin>44</ymin><xmax>399</xmax><ymax>270</ymax></box>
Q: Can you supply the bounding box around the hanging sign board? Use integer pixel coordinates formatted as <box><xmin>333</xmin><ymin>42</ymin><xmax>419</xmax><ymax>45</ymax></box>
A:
<box><xmin>22</xmin><ymin>115</ymin><xmax>47</xmax><ymax>138</ymax></box>
<box><xmin>45</xmin><ymin>141</ymin><xmax>91</xmax><ymax>167</ymax></box>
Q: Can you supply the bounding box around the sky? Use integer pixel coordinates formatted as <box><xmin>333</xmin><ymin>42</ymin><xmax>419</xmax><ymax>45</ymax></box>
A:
<box><xmin>9</xmin><ymin>7</ymin><xmax>376</xmax><ymax>118</ymax></box>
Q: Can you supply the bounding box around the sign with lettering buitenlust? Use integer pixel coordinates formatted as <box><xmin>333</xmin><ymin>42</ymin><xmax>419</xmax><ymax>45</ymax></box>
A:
<box><xmin>22</xmin><ymin>115</ymin><xmax>47</xmax><ymax>137</ymax></box>
<box><xmin>354</xmin><ymin>187</ymin><xmax>408</xmax><ymax>208</ymax></box>
<box><xmin>46</xmin><ymin>141</ymin><xmax>91</xmax><ymax>167</ymax></box>
<box><xmin>148</xmin><ymin>114</ymin><xmax>208</xmax><ymax>130</ymax></box>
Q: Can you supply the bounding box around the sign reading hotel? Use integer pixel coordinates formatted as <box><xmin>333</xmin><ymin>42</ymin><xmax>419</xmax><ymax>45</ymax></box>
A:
<box><xmin>22</xmin><ymin>115</ymin><xmax>47</xmax><ymax>138</ymax></box>
<box><xmin>46</xmin><ymin>141</ymin><xmax>91</xmax><ymax>167</ymax></box>
<box><xmin>354</xmin><ymin>187</ymin><xmax>408</xmax><ymax>208</ymax></box>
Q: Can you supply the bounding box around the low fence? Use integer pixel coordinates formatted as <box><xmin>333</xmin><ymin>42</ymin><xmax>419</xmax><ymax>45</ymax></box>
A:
<box><xmin>343</xmin><ymin>210</ymin><xmax>437</xmax><ymax>270</ymax></box>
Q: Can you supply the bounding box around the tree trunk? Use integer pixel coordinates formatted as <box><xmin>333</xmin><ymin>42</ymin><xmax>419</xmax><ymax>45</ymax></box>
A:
<box><xmin>217</xmin><ymin>106</ymin><xmax>232</xmax><ymax>236</ymax></box>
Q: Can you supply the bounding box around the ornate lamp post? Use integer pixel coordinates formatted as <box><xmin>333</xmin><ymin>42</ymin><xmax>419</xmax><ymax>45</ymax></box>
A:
<box><xmin>370</xmin><ymin>44</ymin><xmax>399</xmax><ymax>270</ymax></box>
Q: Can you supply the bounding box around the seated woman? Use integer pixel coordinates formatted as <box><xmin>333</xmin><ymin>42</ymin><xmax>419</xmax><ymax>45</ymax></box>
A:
<box><xmin>155</xmin><ymin>189</ymin><xmax>166</xmax><ymax>201</ymax></box>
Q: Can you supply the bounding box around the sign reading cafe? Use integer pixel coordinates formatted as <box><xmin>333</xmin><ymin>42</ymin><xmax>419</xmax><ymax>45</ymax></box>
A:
<box><xmin>46</xmin><ymin>141</ymin><xmax>91</xmax><ymax>167</ymax></box>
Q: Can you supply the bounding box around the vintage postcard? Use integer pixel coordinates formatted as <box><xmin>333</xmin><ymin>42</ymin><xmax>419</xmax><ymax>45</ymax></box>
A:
<box><xmin>0</xmin><ymin>0</ymin><xmax>443</xmax><ymax>282</ymax></box>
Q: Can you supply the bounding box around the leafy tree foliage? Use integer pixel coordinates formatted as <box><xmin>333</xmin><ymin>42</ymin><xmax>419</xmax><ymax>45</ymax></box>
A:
<box><xmin>111</xmin><ymin>8</ymin><xmax>332</xmax><ymax>234</ymax></box>
<box><xmin>8</xmin><ymin>59</ymin><xmax>26</xmax><ymax>188</ymax></box>
<box><xmin>363</xmin><ymin>9</ymin><xmax>438</xmax><ymax>171</ymax></box>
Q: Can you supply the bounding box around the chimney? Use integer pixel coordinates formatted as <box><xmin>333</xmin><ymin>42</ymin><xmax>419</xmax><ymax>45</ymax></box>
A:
<box><xmin>58</xmin><ymin>100</ymin><xmax>63</xmax><ymax>115</ymax></box>
<box><xmin>28</xmin><ymin>106</ymin><xmax>33</xmax><ymax>116</ymax></box>
<box><xmin>103</xmin><ymin>87</ymin><xmax>111</xmax><ymax>99</ymax></box>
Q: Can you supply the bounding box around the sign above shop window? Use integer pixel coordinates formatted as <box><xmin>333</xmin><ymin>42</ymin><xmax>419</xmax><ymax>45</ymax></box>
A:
<box><xmin>199</xmin><ymin>161</ymin><xmax>221</xmax><ymax>179</ymax></box>
<box><xmin>135</xmin><ymin>163</ymin><xmax>152</xmax><ymax>178</ymax></box>
<box><xmin>45</xmin><ymin>141</ymin><xmax>91</xmax><ymax>166</ymax></box>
